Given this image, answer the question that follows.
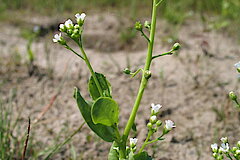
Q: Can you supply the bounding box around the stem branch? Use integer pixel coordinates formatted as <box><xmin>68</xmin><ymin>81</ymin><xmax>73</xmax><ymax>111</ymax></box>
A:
<box><xmin>121</xmin><ymin>0</ymin><xmax>158</xmax><ymax>158</ymax></box>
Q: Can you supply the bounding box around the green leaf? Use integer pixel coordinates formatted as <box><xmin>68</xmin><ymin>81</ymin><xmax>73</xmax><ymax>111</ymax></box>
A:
<box><xmin>91</xmin><ymin>97</ymin><xmax>119</xmax><ymax>126</ymax></box>
<box><xmin>108</xmin><ymin>142</ymin><xmax>119</xmax><ymax>160</ymax></box>
<box><xmin>74</xmin><ymin>88</ymin><xmax>115</xmax><ymax>142</ymax></box>
<box><xmin>133</xmin><ymin>152</ymin><xmax>152</xmax><ymax>160</ymax></box>
<box><xmin>88</xmin><ymin>72</ymin><xmax>112</xmax><ymax>100</ymax></box>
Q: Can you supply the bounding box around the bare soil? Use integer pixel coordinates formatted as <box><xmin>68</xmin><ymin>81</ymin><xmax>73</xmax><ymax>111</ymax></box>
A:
<box><xmin>0</xmin><ymin>13</ymin><xmax>240</xmax><ymax>160</ymax></box>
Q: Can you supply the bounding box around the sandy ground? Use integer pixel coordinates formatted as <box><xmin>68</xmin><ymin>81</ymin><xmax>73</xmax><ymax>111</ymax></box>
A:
<box><xmin>0</xmin><ymin>13</ymin><xmax>240</xmax><ymax>160</ymax></box>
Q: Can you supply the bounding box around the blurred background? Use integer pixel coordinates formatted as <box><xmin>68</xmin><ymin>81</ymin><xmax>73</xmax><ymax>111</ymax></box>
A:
<box><xmin>0</xmin><ymin>0</ymin><xmax>240</xmax><ymax>159</ymax></box>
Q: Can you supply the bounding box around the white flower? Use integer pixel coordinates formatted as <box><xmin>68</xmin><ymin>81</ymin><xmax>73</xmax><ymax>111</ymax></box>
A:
<box><xmin>53</xmin><ymin>33</ymin><xmax>61</xmax><ymax>43</ymax></box>
<box><xmin>64</xmin><ymin>19</ymin><xmax>73</xmax><ymax>28</ymax></box>
<box><xmin>130</xmin><ymin>138</ymin><xmax>138</xmax><ymax>146</ymax></box>
<box><xmin>165</xmin><ymin>120</ymin><xmax>176</xmax><ymax>130</ymax></box>
<box><xmin>211</xmin><ymin>143</ymin><xmax>218</xmax><ymax>152</ymax></box>
<box><xmin>59</xmin><ymin>24</ymin><xmax>65</xmax><ymax>30</ymax></box>
<box><xmin>151</xmin><ymin>103</ymin><xmax>162</xmax><ymax>114</ymax></box>
<box><xmin>236</xmin><ymin>150</ymin><xmax>240</xmax><ymax>154</ymax></box>
<box><xmin>75</xmin><ymin>13</ymin><xmax>86</xmax><ymax>21</ymax></box>
<box><xmin>234</xmin><ymin>61</ymin><xmax>240</xmax><ymax>68</ymax></box>
<box><xmin>219</xmin><ymin>143</ymin><xmax>229</xmax><ymax>153</ymax></box>
<box><xmin>237</xmin><ymin>141</ymin><xmax>240</xmax><ymax>147</ymax></box>
<box><xmin>220</xmin><ymin>137</ymin><xmax>228</xmax><ymax>143</ymax></box>
<box><xmin>150</xmin><ymin>115</ymin><xmax>157</xmax><ymax>122</ymax></box>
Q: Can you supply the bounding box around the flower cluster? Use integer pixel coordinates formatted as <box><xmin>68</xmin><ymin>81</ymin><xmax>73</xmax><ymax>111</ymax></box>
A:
<box><xmin>53</xmin><ymin>12</ymin><xmax>86</xmax><ymax>44</ymax></box>
<box><xmin>129</xmin><ymin>138</ymin><xmax>138</xmax><ymax>152</ymax></box>
<box><xmin>147</xmin><ymin>103</ymin><xmax>175</xmax><ymax>135</ymax></box>
<box><xmin>211</xmin><ymin>137</ymin><xmax>240</xmax><ymax>160</ymax></box>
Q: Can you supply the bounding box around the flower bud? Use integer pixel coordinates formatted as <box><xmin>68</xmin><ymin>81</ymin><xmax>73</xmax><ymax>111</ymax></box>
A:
<box><xmin>135</xmin><ymin>21</ymin><xmax>142</xmax><ymax>31</ymax></box>
<box><xmin>172</xmin><ymin>43</ymin><xmax>181</xmax><ymax>51</ymax></box>
<box><xmin>229</xmin><ymin>91</ymin><xmax>237</xmax><ymax>101</ymax></box>
<box><xmin>220</xmin><ymin>137</ymin><xmax>228</xmax><ymax>143</ymax></box>
<box><xmin>237</xmin><ymin>141</ymin><xmax>240</xmax><ymax>147</ymax></box>
<box><xmin>123</xmin><ymin>68</ymin><xmax>131</xmax><ymax>75</ymax></box>
<box><xmin>217</xmin><ymin>155</ymin><xmax>223</xmax><ymax>160</ymax></box>
<box><xmin>234</xmin><ymin>62</ymin><xmax>240</xmax><ymax>72</ymax></box>
<box><xmin>237</xmin><ymin>68</ymin><xmax>240</xmax><ymax>73</ymax></box>
<box><xmin>147</xmin><ymin>122</ymin><xmax>153</xmax><ymax>129</ymax></box>
<box><xmin>212</xmin><ymin>153</ymin><xmax>218</xmax><ymax>158</ymax></box>
<box><xmin>232</xmin><ymin>147</ymin><xmax>237</xmax><ymax>152</ymax></box>
<box><xmin>236</xmin><ymin>150</ymin><xmax>240</xmax><ymax>155</ymax></box>
<box><xmin>156</xmin><ymin>120</ymin><xmax>162</xmax><ymax>127</ymax></box>
<box><xmin>144</xmin><ymin>21</ymin><xmax>151</xmax><ymax>29</ymax></box>
<box><xmin>150</xmin><ymin>115</ymin><xmax>157</xmax><ymax>124</ymax></box>
<box><xmin>144</xmin><ymin>70</ymin><xmax>151</xmax><ymax>79</ymax></box>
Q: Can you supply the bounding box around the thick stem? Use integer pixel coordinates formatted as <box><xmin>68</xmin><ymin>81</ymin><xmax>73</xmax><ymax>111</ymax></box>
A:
<box><xmin>121</xmin><ymin>0</ymin><xmax>158</xmax><ymax>157</ymax></box>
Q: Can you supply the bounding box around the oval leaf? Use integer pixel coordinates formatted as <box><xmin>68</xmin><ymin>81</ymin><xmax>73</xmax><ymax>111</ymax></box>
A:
<box><xmin>74</xmin><ymin>88</ymin><xmax>115</xmax><ymax>142</ymax></box>
<box><xmin>91</xmin><ymin>97</ymin><xmax>119</xmax><ymax>126</ymax></box>
<box><xmin>88</xmin><ymin>72</ymin><xmax>112</xmax><ymax>100</ymax></box>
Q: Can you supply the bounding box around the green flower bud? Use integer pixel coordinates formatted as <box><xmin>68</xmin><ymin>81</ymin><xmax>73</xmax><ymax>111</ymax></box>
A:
<box><xmin>212</xmin><ymin>153</ymin><xmax>218</xmax><ymax>158</ymax></box>
<box><xmin>172</xmin><ymin>43</ymin><xmax>181</xmax><ymax>51</ymax></box>
<box><xmin>156</xmin><ymin>120</ymin><xmax>162</xmax><ymax>127</ymax></box>
<box><xmin>229</xmin><ymin>91</ymin><xmax>237</xmax><ymax>101</ymax></box>
<box><xmin>144</xmin><ymin>70</ymin><xmax>151</xmax><ymax>79</ymax></box>
<box><xmin>135</xmin><ymin>21</ymin><xmax>142</xmax><ymax>31</ymax></box>
<box><xmin>144</xmin><ymin>21</ymin><xmax>151</xmax><ymax>29</ymax></box>
<box><xmin>147</xmin><ymin>122</ymin><xmax>153</xmax><ymax>129</ymax></box>
<box><xmin>217</xmin><ymin>155</ymin><xmax>223</xmax><ymax>160</ymax></box>
<box><xmin>232</xmin><ymin>147</ymin><xmax>237</xmax><ymax>152</ymax></box>
<box><xmin>123</xmin><ymin>68</ymin><xmax>131</xmax><ymax>75</ymax></box>
<box><xmin>237</xmin><ymin>68</ymin><xmax>240</xmax><ymax>73</ymax></box>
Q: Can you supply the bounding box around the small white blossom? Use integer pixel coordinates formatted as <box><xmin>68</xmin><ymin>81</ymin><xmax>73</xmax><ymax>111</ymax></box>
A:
<box><xmin>59</xmin><ymin>24</ymin><xmax>65</xmax><ymax>30</ymax></box>
<box><xmin>238</xmin><ymin>141</ymin><xmax>240</xmax><ymax>147</ymax></box>
<box><xmin>150</xmin><ymin>115</ymin><xmax>157</xmax><ymax>122</ymax></box>
<box><xmin>219</xmin><ymin>143</ymin><xmax>229</xmax><ymax>153</ymax></box>
<box><xmin>236</xmin><ymin>150</ymin><xmax>240</xmax><ymax>154</ymax></box>
<box><xmin>53</xmin><ymin>33</ymin><xmax>62</xmax><ymax>43</ymax></box>
<box><xmin>130</xmin><ymin>138</ymin><xmax>138</xmax><ymax>146</ymax></box>
<box><xmin>64</xmin><ymin>19</ymin><xmax>73</xmax><ymax>28</ymax></box>
<box><xmin>151</xmin><ymin>103</ymin><xmax>162</xmax><ymax>114</ymax></box>
<box><xmin>234</xmin><ymin>61</ymin><xmax>240</xmax><ymax>68</ymax></box>
<box><xmin>75</xmin><ymin>13</ymin><xmax>86</xmax><ymax>21</ymax></box>
<box><xmin>165</xmin><ymin>120</ymin><xmax>176</xmax><ymax>130</ymax></box>
<box><xmin>220</xmin><ymin>137</ymin><xmax>228</xmax><ymax>143</ymax></box>
<box><xmin>211</xmin><ymin>143</ymin><xmax>218</xmax><ymax>152</ymax></box>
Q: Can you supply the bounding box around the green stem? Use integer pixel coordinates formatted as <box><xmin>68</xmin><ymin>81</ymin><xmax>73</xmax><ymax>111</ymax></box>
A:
<box><xmin>152</xmin><ymin>50</ymin><xmax>173</xmax><ymax>59</ymax></box>
<box><xmin>139</xmin><ymin>131</ymin><xmax>153</xmax><ymax>153</ymax></box>
<box><xmin>156</xmin><ymin>0</ymin><xmax>164</xmax><ymax>7</ymax></box>
<box><xmin>140</xmin><ymin>30</ymin><xmax>150</xmax><ymax>42</ymax></box>
<box><xmin>227</xmin><ymin>154</ymin><xmax>233</xmax><ymax>160</ymax></box>
<box><xmin>121</xmin><ymin>0</ymin><xmax>158</xmax><ymax>157</ymax></box>
<box><xmin>65</xmin><ymin>44</ymin><xmax>85</xmax><ymax>60</ymax></box>
<box><xmin>113</xmin><ymin>125</ymin><xmax>126</xmax><ymax>158</ymax></box>
<box><xmin>131</xmin><ymin>68</ymin><xmax>143</xmax><ymax>78</ymax></box>
<box><xmin>77</xmin><ymin>43</ymin><xmax>104</xmax><ymax>97</ymax></box>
